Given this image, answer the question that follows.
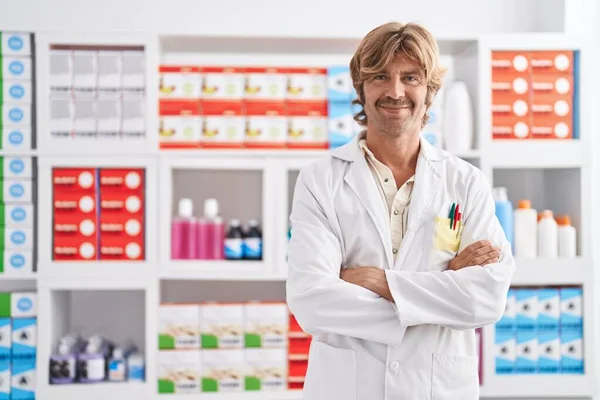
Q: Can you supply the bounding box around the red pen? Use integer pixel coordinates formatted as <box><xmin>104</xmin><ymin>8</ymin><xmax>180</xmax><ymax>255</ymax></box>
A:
<box><xmin>453</xmin><ymin>205</ymin><xmax>460</xmax><ymax>230</ymax></box>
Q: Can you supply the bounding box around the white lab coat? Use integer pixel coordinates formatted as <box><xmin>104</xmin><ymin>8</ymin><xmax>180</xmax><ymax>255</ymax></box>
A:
<box><xmin>286</xmin><ymin>133</ymin><xmax>516</xmax><ymax>400</ymax></box>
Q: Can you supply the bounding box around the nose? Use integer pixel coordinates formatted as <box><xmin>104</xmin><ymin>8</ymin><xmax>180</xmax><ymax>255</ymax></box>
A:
<box><xmin>388</xmin><ymin>78</ymin><xmax>406</xmax><ymax>99</ymax></box>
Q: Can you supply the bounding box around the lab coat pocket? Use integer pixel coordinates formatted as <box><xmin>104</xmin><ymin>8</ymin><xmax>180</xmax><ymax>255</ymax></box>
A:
<box><xmin>434</xmin><ymin>216</ymin><xmax>461</xmax><ymax>252</ymax></box>
<box><xmin>431</xmin><ymin>353</ymin><xmax>479</xmax><ymax>400</ymax></box>
<box><xmin>303</xmin><ymin>340</ymin><xmax>357</xmax><ymax>400</ymax></box>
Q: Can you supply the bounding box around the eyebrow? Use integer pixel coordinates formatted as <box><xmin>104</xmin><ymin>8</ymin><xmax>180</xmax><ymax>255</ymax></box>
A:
<box><xmin>401</xmin><ymin>68</ymin><xmax>424</xmax><ymax>76</ymax></box>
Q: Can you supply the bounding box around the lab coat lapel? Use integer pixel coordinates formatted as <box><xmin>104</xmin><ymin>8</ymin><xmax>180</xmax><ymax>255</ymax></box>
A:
<box><xmin>394</xmin><ymin>139</ymin><xmax>443</xmax><ymax>269</ymax></box>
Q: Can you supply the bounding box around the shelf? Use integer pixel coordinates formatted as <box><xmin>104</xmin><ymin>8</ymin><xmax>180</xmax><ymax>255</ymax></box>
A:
<box><xmin>485</xmin><ymin>141</ymin><xmax>586</xmax><ymax>168</ymax></box>
<box><xmin>511</xmin><ymin>257</ymin><xmax>587</xmax><ymax>286</ymax></box>
<box><xmin>37</xmin><ymin>382</ymin><xmax>151</xmax><ymax>400</ymax></box>
<box><xmin>479</xmin><ymin>375</ymin><xmax>593</xmax><ymax>398</ymax></box>
<box><xmin>161</xmin><ymin>261</ymin><xmax>285</xmax><ymax>281</ymax></box>
<box><xmin>156</xmin><ymin>391</ymin><xmax>303</xmax><ymax>400</ymax></box>
<box><xmin>37</xmin><ymin>265</ymin><xmax>153</xmax><ymax>289</ymax></box>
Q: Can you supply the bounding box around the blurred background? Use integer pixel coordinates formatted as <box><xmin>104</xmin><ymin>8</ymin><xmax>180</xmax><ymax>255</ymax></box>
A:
<box><xmin>0</xmin><ymin>0</ymin><xmax>598</xmax><ymax>399</ymax></box>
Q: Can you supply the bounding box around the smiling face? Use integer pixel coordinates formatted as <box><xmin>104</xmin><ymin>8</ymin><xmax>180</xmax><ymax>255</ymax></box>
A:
<box><xmin>362</xmin><ymin>54</ymin><xmax>427</xmax><ymax>139</ymax></box>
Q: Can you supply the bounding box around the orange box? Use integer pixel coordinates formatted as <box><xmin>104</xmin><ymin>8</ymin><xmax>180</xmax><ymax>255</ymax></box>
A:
<box><xmin>201</xmin><ymin>101</ymin><xmax>245</xmax><ymax>148</ymax></box>
<box><xmin>100</xmin><ymin>212</ymin><xmax>144</xmax><ymax>239</ymax></box>
<box><xmin>531</xmin><ymin>115</ymin><xmax>572</xmax><ymax>139</ymax></box>
<box><xmin>530</xmin><ymin>51</ymin><xmax>573</xmax><ymax>74</ymax></box>
<box><xmin>492</xmin><ymin>115</ymin><xmax>532</xmax><ymax>140</ymax></box>
<box><xmin>288</xmin><ymin>336</ymin><xmax>312</xmax><ymax>355</ymax></box>
<box><xmin>99</xmin><ymin>168</ymin><xmax>145</xmax><ymax>192</ymax></box>
<box><xmin>245</xmin><ymin>101</ymin><xmax>287</xmax><ymax>148</ymax></box>
<box><xmin>531</xmin><ymin>74</ymin><xmax>573</xmax><ymax>97</ymax></box>
<box><xmin>287</xmin><ymin>101</ymin><xmax>328</xmax><ymax>149</ymax></box>
<box><xmin>54</xmin><ymin>191</ymin><xmax>97</xmax><ymax>215</ymax></box>
<box><xmin>492</xmin><ymin>92</ymin><xmax>530</xmax><ymax>118</ymax></box>
<box><xmin>54</xmin><ymin>212</ymin><xmax>98</xmax><ymax>240</ymax></box>
<box><xmin>531</xmin><ymin>94</ymin><xmax>572</xmax><ymax>120</ymax></box>
<box><xmin>159</xmin><ymin>100</ymin><xmax>202</xmax><ymax>149</ymax></box>
<box><xmin>99</xmin><ymin>234</ymin><xmax>144</xmax><ymax>260</ymax></box>
<box><xmin>491</xmin><ymin>71</ymin><xmax>530</xmax><ymax>97</ymax></box>
<box><xmin>53</xmin><ymin>168</ymin><xmax>97</xmax><ymax>193</ymax></box>
<box><xmin>53</xmin><ymin>235</ymin><xmax>97</xmax><ymax>261</ymax></box>
<box><xmin>288</xmin><ymin>360</ymin><xmax>308</xmax><ymax>378</ymax></box>
<box><xmin>99</xmin><ymin>191</ymin><xmax>144</xmax><ymax>216</ymax></box>
<box><xmin>491</xmin><ymin>51</ymin><xmax>531</xmax><ymax>74</ymax></box>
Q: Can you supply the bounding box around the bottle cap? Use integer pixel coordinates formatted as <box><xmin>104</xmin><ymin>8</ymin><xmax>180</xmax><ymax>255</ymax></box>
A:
<box><xmin>492</xmin><ymin>187</ymin><xmax>508</xmax><ymax>202</ymax></box>
<box><xmin>204</xmin><ymin>198</ymin><xmax>219</xmax><ymax>218</ymax></box>
<box><xmin>178</xmin><ymin>198</ymin><xmax>193</xmax><ymax>218</ymax></box>
<box><xmin>518</xmin><ymin>199</ymin><xmax>531</xmax><ymax>209</ymax></box>
<box><xmin>230</xmin><ymin>219</ymin><xmax>240</xmax><ymax>227</ymax></box>
<box><xmin>248</xmin><ymin>219</ymin><xmax>258</xmax><ymax>227</ymax></box>
<box><xmin>556</xmin><ymin>215</ymin><xmax>571</xmax><ymax>226</ymax></box>
<box><xmin>58</xmin><ymin>343</ymin><xmax>70</xmax><ymax>355</ymax></box>
<box><xmin>113</xmin><ymin>348</ymin><xmax>124</xmax><ymax>359</ymax></box>
<box><xmin>539</xmin><ymin>209</ymin><xmax>554</xmax><ymax>220</ymax></box>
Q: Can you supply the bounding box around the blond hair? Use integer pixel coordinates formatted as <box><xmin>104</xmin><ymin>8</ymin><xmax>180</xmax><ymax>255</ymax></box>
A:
<box><xmin>350</xmin><ymin>22</ymin><xmax>446</xmax><ymax>128</ymax></box>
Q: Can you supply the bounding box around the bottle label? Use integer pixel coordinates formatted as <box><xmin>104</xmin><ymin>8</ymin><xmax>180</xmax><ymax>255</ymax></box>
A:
<box><xmin>225</xmin><ymin>238</ymin><xmax>243</xmax><ymax>259</ymax></box>
<box><xmin>243</xmin><ymin>238</ymin><xmax>262</xmax><ymax>258</ymax></box>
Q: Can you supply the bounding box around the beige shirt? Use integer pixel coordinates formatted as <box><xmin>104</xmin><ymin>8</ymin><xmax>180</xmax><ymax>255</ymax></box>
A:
<box><xmin>359</xmin><ymin>139</ymin><xmax>415</xmax><ymax>263</ymax></box>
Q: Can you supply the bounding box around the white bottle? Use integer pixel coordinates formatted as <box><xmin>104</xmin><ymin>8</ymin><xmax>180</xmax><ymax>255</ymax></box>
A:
<box><xmin>538</xmin><ymin>210</ymin><xmax>558</xmax><ymax>259</ymax></box>
<box><xmin>557</xmin><ymin>215</ymin><xmax>576</xmax><ymax>258</ymax></box>
<box><xmin>513</xmin><ymin>199</ymin><xmax>537</xmax><ymax>259</ymax></box>
<box><xmin>442</xmin><ymin>80</ymin><xmax>474</xmax><ymax>153</ymax></box>
<box><xmin>127</xmin><ymin>352</ymin><xmax>145</xmax><ymax>382</ymax></box>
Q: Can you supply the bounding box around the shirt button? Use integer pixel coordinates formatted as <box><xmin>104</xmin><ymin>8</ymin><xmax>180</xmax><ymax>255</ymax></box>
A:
<box><xmin>384</xmin><ymin>178</ymin><xmax>389</xmax><ymax>182</ymax></box>
<box><xmin>390</xmin><ymin>361</ymin><xmax>400</xmax><ymax>372</ymax></box>
<box><xmin>393</xmin><ymin>209</ymin><xmax>399</xmax><ymax>215</ymax></box>
<box><xmin>392</xmin><ymin>248</ymin><xmax>398</xmax><ymax>254</ymax></box>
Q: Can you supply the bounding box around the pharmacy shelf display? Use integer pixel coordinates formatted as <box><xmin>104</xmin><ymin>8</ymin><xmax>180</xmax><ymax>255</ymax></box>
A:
<box><xmin>0</xmin><ymin>29</ymin><xmax>587</xmax><ymax>400</ymax></box>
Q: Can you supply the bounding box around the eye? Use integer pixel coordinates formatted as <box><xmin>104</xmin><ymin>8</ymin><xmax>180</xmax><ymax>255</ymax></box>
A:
<box><xmin>403</xmin><ymin>76</ymin><xmax>419</xmax><ymax>82</ymax></box>
<box><xmin>373</xmin><ymin>74</ymin><xmax>387</xmax><ymax>81</ymax></box>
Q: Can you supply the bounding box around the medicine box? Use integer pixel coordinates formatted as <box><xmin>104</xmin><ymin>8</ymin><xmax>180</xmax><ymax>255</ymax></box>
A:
<box><xmin>496</xmin><ymin>288</ymin><xmax>516</xmax><ymax>331</ymax></box>
<box><xmin>0</xmin><ymin>179</ymin><xmax>33</xmax><ymax>204</ymax></box>
<box><xmin>516</xmin><ymin>289</ymin><xmax>538</xmax><ymax>331</ymax></box>
<box><xmin>158</xmin><ymin>304</ymin><xmax>201</xmax><ymax>350</ymax></box>
<box><xmin>159</xmin><ymin>66</ymin><xmax>202</xmax><ymax>100</ymax></box>
<box><xmin>244</xmin><ymin>67</ymin><xmax>287</xmax><ymax>101</ymax></box>
<box><xmin>0</xmin><ymin>319</ymin><xmax>10</xmax><ymax>362</ymax></box>
<box><xmin>11</xmin><ymin>318</ymin><xmax>36</xmax><ymax>362</ymax></box>
<box><xmin>0</xmin><ymin>205</ymin><xmax>34</xmax><ymax>228</ymax></box>
<box><xmin>286</xmin><ymin>68</ymin><xmax>327</xmax><ymax>101</ymax></box>
<box><xmin>516</xmin><ymin>330</ymin><xmax>537</xmax><ymax>374</ymax></box>
<box><xmin>201</xmin><ymin>349</ymin><xmax>244</xmax><ymax>392</ymax></box>
<box><xmin>0</xmin><ymin>228</ymin><xmax>33</xmax><ymax>251</ymax></box>
<box><xmin>244</xmin><ymin>102</ymin><xmax>287</xmax><ymax>148</ymax></box>
<box><xmin>538</xmin><ymin>288</ymin><xmax>560</xmax><ymax>331</ymax></box>
<box><xmin>0</xmin><ymin>292</ymin><xmax>36</xmax><ymax>318</ymax></box>
<box><xmin>538</xmin><ymin>330</ymin><xmax>560</xmax><ymax>374</ymax></box>
<box><xmin>0</xmin><ymin>362</ymin><xmax>8</xmax><ymax>400</ymax></box>
<box><xmin>560</xmin><ymin>287</ymin><xmax>582</xmax><ymax>330</ymax></box>
<box><xmin>122</xmin><ymin>51</ymin><xmax>145</xmax><ymax>92</ymax></box>
<box><xmin>11</xmin><ymin>361</ymin><xmax>35</xmax><ymax>400</ymax></box>
<box><xmin>158</xmin><ymin>350</ymin><xmax>201</xmax><ymax>394</ymax></box>
<box><xmin>327</xmin><ymin>66</ymin><xmax>354</xmax><ymax>102</ymax></box>
<box><xmin>245</xmin><ymin>348</ymin><xmax>287</xmax><ymax>391</ymax></box>
<box><xmin>121</xmin><ymin>94</ymin><xmax>145</xmax><ymax>138</ymax></box>
<box><xmin>53</xmin><ymin>168</ymin><xmax>97</xmax><ymax>192</ymax></box>
<box><xmin>0</xmin><ymin>33</ymin><xmax>31</xmax><ymax>57</ymax></box>
<box><xmin>245</xmin><ymin>302</ymin><xmax>288</xmax><ymax>348</ymax></box>
<box><xmin>202</xmin><ymin>67</ymin><xmax>245</xmax><ymax>100</ymax></box>
<box><xmin>287</xmin><ymin>102</ymin><xmax>328</xmax><ymax>149</ymax></box>
<box><xmin>0</xmin><ymin>57</ymin><xmax>32</xmax><ymax>81</ymax></box>
<box><xmin>99</xmin><ymin>168</ymin><xmax>144</xmax><ymax>192</ymax></box>
<box><xmin>72</xmin><ymin>50</ymin><xmax>98</xmax><ymax>93</ymax></box>
<box><xmin>201</xmin><ymin>102</ymin><xmax>245</xmax><ymax>149</ymax></box>
<box><xmin>0</xmin><ymin>158</ymin><xmax>32</xmax><ymax>180</ymax></box>
<box><xmin>1</xmin><ymin>251</ymin><xmax>33</xmax><ymax>275</ymax></box>
<box><xmin>328</xmin><ymin>101</ymin><xmax>354</xmax><ymax>149</ymax></box>
<box><xmin>159</xmin><ymin>101</ymin><xmax>202</xmax><ymax>148</ymax></box>
<box><xmin>50</xmin><ymin>50</ymin><xmax>73</xmax><ymax>93</ymax></box>
<box><xmin>494</xmin><ymin>330</ymin><xmax>515</xmax><ymax>374</ymax></box>
<box><xmin>202</xmin><ymin>303</ymin><xmax>244</xmax><ymax>349</ymax></box>
<box><xmin>97</xmin><ymin>51</ymin><xmax>123</xmax><ymax>92</ymax></box>
<box><xmin>96</xmin><ymin>94</ymin><xmax>122</xmax><ymax>139</ymax></box>
<box><xmin>1</xmin><ymin>104</ymin><xmax>31</xmax><ymax>128</ymax></box>
<box><xmin>1</xmin><ymin>81</ymin><xmax>32</xmax><ymax>104</ymax></box>
<box><xmin>0</xmin><ymin>128</ymin><xmax>31</xmax><ymax>151</ymax></box>
<box><xmin>560</xmin><ymin>329</ymin><xmax>583</xmax><ymax>374</ymax></box>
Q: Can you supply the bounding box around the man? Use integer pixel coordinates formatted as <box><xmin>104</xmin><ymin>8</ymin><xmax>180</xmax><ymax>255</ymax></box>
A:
<box><xmin>286</xmin><ymin>21</ymin><xmax>515</xmax><ymax>400</ymax></box>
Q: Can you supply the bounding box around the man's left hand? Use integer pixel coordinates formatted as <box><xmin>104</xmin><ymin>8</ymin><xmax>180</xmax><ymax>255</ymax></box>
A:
<box><xmin>340</xmin><ymin>267</ymin><xmax>394</xmax><ymax>302</ymax></box>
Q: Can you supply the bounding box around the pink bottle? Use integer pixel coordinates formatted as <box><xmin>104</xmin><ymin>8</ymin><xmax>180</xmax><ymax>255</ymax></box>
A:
<box><xmin>202</xmin><ymin>198</ymin><xmax>224</xmax><ymax>260</ymax></box>
<box><xmin>196</xmin><ymin>218</ymin><xmax>208</xmax><ymax>260</ymax></box>
<box><xmin>171</xmin><ymin>198</ymin><xmax>196</xmax><ymax>259</ymax></box>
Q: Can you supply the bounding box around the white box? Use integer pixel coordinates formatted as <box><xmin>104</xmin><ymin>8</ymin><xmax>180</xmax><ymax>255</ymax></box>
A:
<box><xmin>1</xmin><ymin>179</ymin><xmax>33</xmax><ymax>204</ymax></box>
<box><xmin>245</xmin><ymin>349</ymin><xmax>287</xmax><ymax>391</ymax></box>
<box><xmin>158</xmin><ymin>350</ymin><xmax>201</xmax><ymax>394</ymax></box>
<box><xmin>245</xmin><ymin>115</ymin><xmax>287</xmax><ymax>147</ymax></box>
<box><xmin>2</xmin><ymin>251</ymin><xmax>33</xmax><ymax>275</ymax></box>
<box><xmin>244</xmin><ymin>68</ymin><xmax>286</xmax><ymax>100</ymax></box>
<box><xmin>97</xmin><ymin>51</ymin><xmax>122</xmax><ymax>92</ymax></box>
<box><xmin>1</xmin><ymin>104</ymin><xmax>30</xmax><ymax>128</ymax></box>
<box><xmin>1</xmin><ymin>57</ymin><xmax>32</xmax><ymax>80</ymax></box>
<box><xmin>0</xmin><ymin>128</ymin><xmax>32</xmax><ymax>151</ymax></box>
<box><xmin>158</xmin><ymin>304</ymin><xmax>201</xmax><ymax>350</ymax></box>
<box><xmin>201</xmin><ymin>304</ymin><xmax>244</xmax><ymax>349</ymax></box>
<box><xmin>159</xmin><ymin>115</ymin><xmax>202</xmax><ymax>146</ymax></box>
<box><xmin>72</xmin><ymin>50</ymin><xmax>97</xmax><ymax>93</ymax></box>
<box><xmin>11</xmin><ymin>317</ymin><xmax>36</xmax><ymax>361</ymax></box>
<box><xmin>0</xmin><ymin>33</ymin><xmax>31</xmax><ymax>56</ymax></box>
<box><xmin>10</xmin><ymin>292</ymin><xmax>37</xmax><ymax>318</ymax></box>
<box><xmin>287</xmin><ymin>68</ymin><xmax>327</xmax><ymax>101</ymax></box>
<box><xmin>73</xmin><ymin>95</ymin><xmax>97</xmax><ymax>138</ymax></box>
<box><xmin>1</xmin><ymin>204</ymin><xmax>34</xmax><ymax>227</ymax></box>
<box><xmin>202</xmin><ymin>68</ymin><xmax>244</xmax><ymax>100</ymax></box>
<box><xmin>122</xmin><ymin>94</ymin><xmax>145</xmax><ymax>138</ymax></box>
<box><xmin>122</xmin><ymin>51</ymin><xmax>145</xmax><ymax>91</ymax></box>
<box><xmin>50</xmin><ymin>95</ymin><xmax>74</xmax><ymax>137</ymax></box>
<box><xmin>288</xmin><ymin>116</ymin><xmax>328</xmax><ymax>147</ymax></box>
<box><xmin>1</xmin><ymin>158</ymin><xmax>32</xmax><ymax>179</ymax></box>
<box><xmin>159</xmin><ymin>67</ymin><xmax>202</xmax><ymax>99</ymax></box>
<box><xmin>0</xmin><ymin>362</ymin><xmax>9</xmax><ymax>400</ymax></box>
<box><xmin>244</xmin><ymin>303</ymin><xmax>288</xmax><ymax>348</ymax></box>
<box><xmin>516</xmin><ymin>331</ymin><xmax>538</xmax><ymax>374</ymax></box>
<box><xmin>1</xmin><ymin>81</ymin><xmax>31</xmax><ymax>104</ymax></box>
<box><xmin>49</xmin><ymin>50</ymin><xmax>73</xmax><ymax>93</ymax></box>
<box><xmin>201</xmin><ymin>115</ymin><xmax>244</xmax><ymax>147</ymax></box>
<box><xmin>96</xmin><ymin>94</ymin><xmax>122</xmax><ymax>139</ymax></box>
<box><xmin>11</xmin><ymin>362</ymin><xmax>35</xmax><ymax>397</ymax></box>
<box><xmin>1</xmin><ymin>228</ymin><xmax>33</xmax><ymax>251</ymax></box>
<box><xmin>202</xmin><ymin>349</ymin><xmax>244</xmax><ymax>392</ymax></box>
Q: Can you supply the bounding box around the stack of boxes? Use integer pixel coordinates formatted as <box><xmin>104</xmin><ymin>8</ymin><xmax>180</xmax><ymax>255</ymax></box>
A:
<box><xmin>0</xmin><ymin>292</ymin><xmax>37</xmax><ymax>400</ymax></box>
<box><xmin>0</xmin><ymin>32</ymin><xmax>34</xmax><ymax>151</ymax></box>
<box><xmin>158</xmin><ymin>65</ymin><xmax>361</xmax><ymax>150</ymax></box>
<box><xmin>49</xmin><ymin>46</ymin><xmax>146</xmax><ymax>140</ymax></box>
<box><xmin>495</xmin><ymin>286</ymin><xmax>583</xmax><ymax>375</ymax></box>
<box><xmin>491</xmin><ymin>50</ymin><xmax>577</xmax><ymax>140</ymax></box>
<box><xmin>287</xmin><ymin>312</ymin><xmax>311</xmax><ymax>390</ymax></box>
<box><xmin>53</xmin><ymin>168</ymin><xmax>145</xmax><ymax>261</ymax></box>
<box><xmin>157</xmin><ymin>302</ymin><xmax>292</xmax><ymax>394</ymax></box>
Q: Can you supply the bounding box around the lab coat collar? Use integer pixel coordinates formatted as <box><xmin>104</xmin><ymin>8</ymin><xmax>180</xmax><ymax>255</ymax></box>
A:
<box><xmin>334</xmin><ymin>130</ymin><xmax>444</xmax><ymax>269</ymax></box>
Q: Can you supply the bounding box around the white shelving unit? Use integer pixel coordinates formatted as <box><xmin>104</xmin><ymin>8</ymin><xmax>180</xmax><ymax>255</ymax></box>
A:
<box><xmin>2</xmin><ymin>25</ymin><xmax>592</xmax><ymax>400</ymax></box>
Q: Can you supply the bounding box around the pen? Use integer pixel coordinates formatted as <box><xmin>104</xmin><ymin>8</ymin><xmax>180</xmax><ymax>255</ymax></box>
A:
<box><xmin>453</xmin><ymin>204</ymin><xmax>460</xmax><ymax>230</ymax></box>
<box><xmin>449</xmin><ymin>203</ymin><xmax>456</xmax><ymax>228</ymax></box>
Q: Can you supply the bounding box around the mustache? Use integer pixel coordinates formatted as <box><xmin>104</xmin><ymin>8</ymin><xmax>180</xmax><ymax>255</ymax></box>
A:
<box><xmin>376</xmin><ymin>98</ymin><xmax>413</xmax><ymax>107</ymax></box>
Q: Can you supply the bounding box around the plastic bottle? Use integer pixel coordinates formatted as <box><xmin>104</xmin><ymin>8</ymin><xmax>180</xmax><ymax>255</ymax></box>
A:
<box><xmin>513</xmin><ymin>199</ymin><xmax>537</xmax><ymax>259</ymax></box>
<box><xmin>171</xmin><ymin>198</ymin><xmax>196</xmax><ymax>259</ymax></box>
<box><xmin>127</xmin><ymin>351</ymin><xmax>145</xmax><ymax>382</ymax></box>
<box><xmin>195</xmin><ymin>218</ymin><xmax>209</xmax><ymax>260</ymax></box>
<box><xmin>538</xmin><ymin>210</ymin><xmax>558</xmax><ymax>258</ymax></box>
<box><xmin>244</xmin><ymin>220</ymin><xmax>263</xmax><ymax>260</ymax></box>
<box><xmin>492</xmin><ymin>187</ymin><xmax>514</xmax><ymax>251</ymax></box>
<box><xmin>442</xmin><ymin>80</ymin><xmax>474</xmax><ymax>153</ymax></box>
<box><xmin>108</xmin><ymin>343</ymin><xmax>137</xmax><ymax>382</ymax></box>
<box><xmin>203</xmin><ymin>198</ymin><xmax>224</xmax><ymax>260</ymax></box>
<box><xmin>224</xmin><ymin>219</ymin><xmax>244</xmax><ymax>260</ymax></box>
<box><xmin>556</xmin><ymin>215</ymin><xmax>576</xmax><ymax>258</ymax></box>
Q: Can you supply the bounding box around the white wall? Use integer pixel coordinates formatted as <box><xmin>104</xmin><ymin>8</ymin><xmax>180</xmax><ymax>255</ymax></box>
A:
<box><xmin>0</xmin><ymin>0</ymin><xmax>565</xmax><ymax>38</ymax></box>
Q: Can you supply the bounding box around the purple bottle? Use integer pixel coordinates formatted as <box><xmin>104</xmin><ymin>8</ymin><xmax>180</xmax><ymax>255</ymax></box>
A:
<box><xmin>49</xmin><ymin>335</ymin><xmax>85</xmax><ymax>384</ymax></box>
<box><xmin>77</xmin><ymin>335</ymin><xmax>114</xmax><ymax>383</ymax></box>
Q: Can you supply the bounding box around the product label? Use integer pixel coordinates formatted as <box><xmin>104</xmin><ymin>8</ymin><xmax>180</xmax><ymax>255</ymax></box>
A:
<box><xmin>2</xmin><ymin>251</ymin><xmax>32</xmax><ymax>275</ymax></box>
<box><xmin>243</xmin><ymin>238</ymin><xmax>262</xmax><ymax>259</ymax></box>
<box><xmin>108</xmin><ymin>359</ymin><xmax>126</xmax><ymax>381</ymax></box>
<box><xmin>11</xmin><ymin>293</ymin><xmax>36</xmax><ymax>318</ymax></box>
<box><xmin>99</xmin><ymin>169</ymin><xmax>144</xmax><ymax>191</ymax></box>
<box><xmin>225</xmin><ymin>238</ymin><xmax>243</xmax><ymax>259</ymax></box>
<box><xmin>0</xmin><ymin>319</ymin><xmax>11</xmax><ymax>361</ymax></box>
<box><xmin>0</xmin><ymin>362</ymin><xmax>9</xmax><ymax>399</ymax></box>
<box><xmin>12</xmin><ymin>318</ymin><xmax>36</xmax><ymax>362</ymax></box>
<box><xmin>11</xmin><ymin>362</ymin><xmax>35</xmax><ymax>396</ymax></box>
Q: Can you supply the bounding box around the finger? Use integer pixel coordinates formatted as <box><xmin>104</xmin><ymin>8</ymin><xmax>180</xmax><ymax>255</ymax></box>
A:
<box><xmin>481</xmin><ymin>257</ymin><xmax>500</xmax><ymax>266</ymax></box>
<box><xmin>458</xmin><ymin>240</ymin><xmax>492</xmax><ymax>258</ymax></box>
<box><xmin>470</xmin><ymin>250</ymin><xmax>500</xmax><ymax>266</ymax></box>
<box><xmin>468</xmin><ymin>245</ymin><xmax>499</xmax><ymax>260</ymax></box>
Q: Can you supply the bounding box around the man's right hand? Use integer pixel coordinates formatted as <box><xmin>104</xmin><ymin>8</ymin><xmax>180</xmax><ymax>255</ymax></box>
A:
<box><xmin>448</xmin><ymin>240</ymin><xmax>500</xmax><ymax>271</ymax></box>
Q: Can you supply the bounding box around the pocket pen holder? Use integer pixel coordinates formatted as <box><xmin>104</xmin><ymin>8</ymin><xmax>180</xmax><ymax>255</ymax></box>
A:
<box><xmin>434</xmin><ymin>216</ymin><xmax>462</xmax><ymax>253</ymax></box>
